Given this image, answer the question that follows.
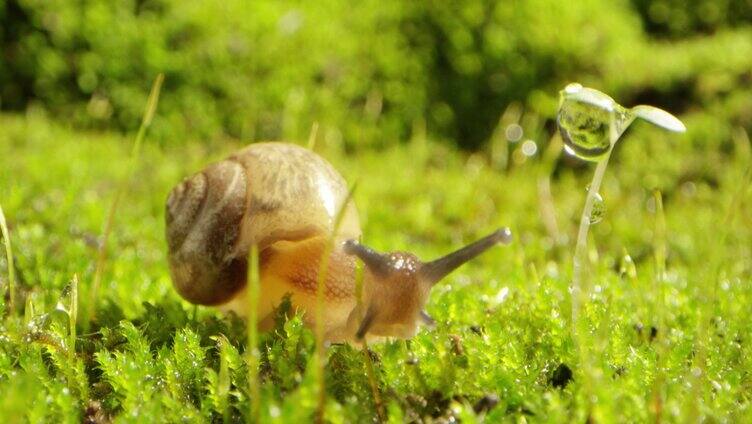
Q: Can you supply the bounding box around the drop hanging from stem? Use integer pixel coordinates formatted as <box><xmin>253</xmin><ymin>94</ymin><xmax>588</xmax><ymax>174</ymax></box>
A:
<box><xmin>557</xmin><ymin>82</ymin><xmax>686</xmax><ymax>325</ymax></box>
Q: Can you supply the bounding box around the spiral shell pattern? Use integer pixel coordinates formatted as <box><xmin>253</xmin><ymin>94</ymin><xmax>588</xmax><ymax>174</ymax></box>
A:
<box><xmin>166</xmin><ymin>160</ymin><xmax>248</xmax><ymax>304</ymax></box>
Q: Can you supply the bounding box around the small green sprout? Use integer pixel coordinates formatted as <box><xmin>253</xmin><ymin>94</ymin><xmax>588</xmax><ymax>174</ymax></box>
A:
<box><xmin>557</xmin><ymin>83</ymin><xmax>686</xmax><ymax>324</ymax></box>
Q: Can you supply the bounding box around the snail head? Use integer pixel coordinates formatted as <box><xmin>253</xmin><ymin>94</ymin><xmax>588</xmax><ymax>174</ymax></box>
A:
<box><xmin>342</xmin><ymin>227</ymin><xmax>512</xmax><ymax>341</ymax></box>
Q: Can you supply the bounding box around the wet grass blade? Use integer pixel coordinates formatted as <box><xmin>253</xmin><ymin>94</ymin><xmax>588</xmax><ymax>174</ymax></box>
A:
<box><xmin>0</xmin><ymin>203</ymin><xmax>15</xmax><ymax>315</ymax></box>
<box><xmin>651</xmin><ymin>191</ymin><xmax>667</xmax><ymax>422</ymax></box>
<box><xmin>87</xmin><ymin>73</ymin><xmax>163</xmax><ymax>327</ymax></box>
<box><xmin>247</xmin><ymin>245</ymin><xmax>261</xmax><ymax>423</ymax></box>
<box><xmin>354</xmin><ymin>260</ymin><xmax>385</xmax><ymax>422</ymax></box>
<box><xmin>69</xmin><ymin>274</ymin><xmax>79</xmax><ymax>362</ymax></box>
<box><xmin>314</xmin><ymin>183</ymin><xmax>358</xmax><ymax>423</ymax></box>
<box><xmin>307</xmin><ymin>121</ymin><xmax>320</xmax><ymax>151</ymax></box>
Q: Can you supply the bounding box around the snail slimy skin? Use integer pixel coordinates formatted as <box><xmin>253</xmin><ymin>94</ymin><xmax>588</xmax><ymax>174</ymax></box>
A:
<box><xmin>166</xmin><ymin>142</ymin><xmax>512</xmax><ymax>343</ymax></box>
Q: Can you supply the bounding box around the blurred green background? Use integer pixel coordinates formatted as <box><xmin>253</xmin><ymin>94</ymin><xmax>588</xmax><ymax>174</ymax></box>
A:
<box><xmin>2</xmin><ymin>0</ymin><xmax>751</xmax><ymax>149</ymax></box>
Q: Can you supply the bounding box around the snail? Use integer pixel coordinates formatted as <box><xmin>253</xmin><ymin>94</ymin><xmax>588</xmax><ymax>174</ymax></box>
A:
<box><xmin>165</xmin><ymin>142</ymin><xmax>512</xmax><ymax>342</ymax></box>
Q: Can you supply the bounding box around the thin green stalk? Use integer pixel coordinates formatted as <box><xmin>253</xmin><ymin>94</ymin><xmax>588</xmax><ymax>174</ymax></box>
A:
<box><xmin>69</xmin><ymin>274</ymin><xmax>79</xmax><ymax>362</ymax></box>
<box><xmin>314</xmin><ymin>185</ymin><xmax>357</xmax><ymax>423</ymax></box>
<box><xmin>0</xmin><ymin>203</ymin><xmax>15</xmax><ymax>314</ymax></box>
<box><xmin>88</xmin><ymin>73</ymin><xmax>163</xmax><ymax>327</ymax></box>
<box><xmin>307</xmin><ymin>121</ymin><xmax>320</xmax><ymax>150</ymax></box>
<box><xmin>651</xmin><ymin>191</ymin><xmax>667</xmax><ymax>422</ymax></box>
<box><xmin>570</xmin><ymin>111</ymin><xmax>635</xmax><ymax>418</ymax></box>
<box><xmin>537</xmin><ymin>134</ymin><xmax>563</xmax><ymax>243</ymax></box>
<box><xmin>571</xmin><ymin>110</ymin><xmax>635</xmax><ymax>327</ymax></box>
<box><xmin>571</xmin><ymin>151</ymin><xmax>612</xmax><ymax>326</ymax></box>
<box><xmin>218</xmin><ymin>337</ymin><xmax>232</xmax><ymax>424</ymax></box>
<box><xmin>354</xmin><ymin>260</ymin><xmax>384</xmax><ymax>422</ymax></box>
<box><xmin>247</xmin><ymin>245</ymin><xmax>261</xmax><ymax>423</ymax></box>
<box><xmin>361</xmin><ymin>339</ymin><xmax>384</xmax><ymax>423</ymax></box>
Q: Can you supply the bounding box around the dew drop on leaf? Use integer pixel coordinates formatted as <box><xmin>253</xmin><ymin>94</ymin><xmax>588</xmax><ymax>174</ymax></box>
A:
<box><xmin>557</xmin><ymin>84</ymin><xmax>640</xmax><ymax>162</ymax></box>
<box><xmin>589</xmin><ymin>192</ymin><xmax>605</xmax><ymax>224</ymax></box>
<box><xmin>619</xmin><ymin>251</ymin><xmax>637</xmax><ymax>279</ymax></box>
<box><xmin>557</xmin><ymin>90</ymin><xmax>614</xmax><ymax>162</ymax></box>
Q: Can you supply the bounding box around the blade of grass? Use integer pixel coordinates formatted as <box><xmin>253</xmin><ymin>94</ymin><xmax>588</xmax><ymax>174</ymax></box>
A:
<box><xmin>571</xmin><ymin>110</ymin><xmax>634</xmax><ymax>418</ymax></box>
<box><xmin>215</xmin><ymin>336</ymin><xmax>232</xmax><ymax>424</ymax></box>
<box><xmin>307</xmin><ymin>121</ymin><xmax>320</xmax><ymax>151</ymax></box>
<box><xmin>69</xmin><ymin>274</ymin><xmax>79</xmax><ymax>363</ymax></box>
<box><xmin>361</xmin><ymin>339</ymin><xmax>385</xmax><ymax>423</ymax></box>
<box><xmin>314</xmin><ymin>183</ymin><xmax>358</xmax><ymax>423</ymax></box>
<box><xmin>353</xmin><ymin>259</ymin><xmax>385</xmax><ymax>422</ymax></box>
<box><xmin>87</xmin><ymin>73</ymin><xmax>163</xmax><ymax>327</ymax></box>
<box><xmin>0</xmin><ymin>202</ymin><xmax>15</xmax><ymax>314</ymax></box>
<box><xmin>247</xmin><ymin>244</ymin><xmax>261</xmax><ymax>423</ymax></box>
<box><xmin>537</xmin><ymin>133</ymin><xmax>563</xmax><ymax>243</ymax></box>
<box><xmin>651</xmin><ymin>191</ymin><xmax>666</xmax><ymax>423</ymax></box>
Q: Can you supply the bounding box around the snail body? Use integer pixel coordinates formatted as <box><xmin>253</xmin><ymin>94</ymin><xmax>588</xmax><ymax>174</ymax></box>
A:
<box><xmin>166</xmin><ymin>142</ymin><xmax>511</xmax><ymax>342</ymax></box>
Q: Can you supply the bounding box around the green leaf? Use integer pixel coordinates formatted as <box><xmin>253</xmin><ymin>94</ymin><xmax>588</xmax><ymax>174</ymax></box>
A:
<box><xmin>631</xmin><ymin>105</ymin><xmax>686</xmax><ymax>132</ymax></box>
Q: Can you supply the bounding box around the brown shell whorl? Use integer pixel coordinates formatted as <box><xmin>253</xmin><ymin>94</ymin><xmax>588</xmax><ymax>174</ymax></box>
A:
<box><xmin>166</xmin><ymin>159</ymin><xmax>249</xmax><ymax>305</ymax></box>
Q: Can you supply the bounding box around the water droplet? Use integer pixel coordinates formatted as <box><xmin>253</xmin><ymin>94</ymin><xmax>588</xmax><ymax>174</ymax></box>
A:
<box><xmin>589</xmin><ymin>192</ymin><xmax>606</xmax><ymax>224</ymax></box>
<box><xmin>620</xmin><ymin>252</ymin><xmax>637</xmax><ymax>279</ymax></box>
<box><xmin>557</xmin><ymin>88</ymin><xmax>615</xmax><ymax>161</ymax></box>
<box><xmin>505</xmin><ymin>124</ymin><xmax>523</xmax><ymax>142</ymax></box>
<box><xmin>557</xmin><ymin>85</ymin><xmax>634</xmax><ymax>162</ymax></box>
<box><xmin>680</xmin><ymin>181</ymin><xmax>697</xmax><ymax>197</ymax></box>
<box><xmin>564</xmin><ymin>82</ymin><xmax>583</xmax><ymax>94</ymax></box>
<box><xmin>521</xmin><ymin>139</ymin><xmax>537</xmax><ymax>156</ymax></box>
<box><xmin>558</xmin><ymin>100</ymin><xmax>611</xmax><ymax>161</ymax></box>
<box><xmin>493</xmin><ymin>287</ymin><xmax>509</xmax><ymax>305</ymax></box>
<box><xmin>270</xmin><ymin>405</ymin><xmax>281</xmax><ymax>418</ymax></box>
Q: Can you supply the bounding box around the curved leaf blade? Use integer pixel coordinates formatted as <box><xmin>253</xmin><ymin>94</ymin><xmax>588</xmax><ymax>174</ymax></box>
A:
<box><xmin>631</xmin><ymin>105</ymin><xmax>686</xmax><ymax>132</ymax></box>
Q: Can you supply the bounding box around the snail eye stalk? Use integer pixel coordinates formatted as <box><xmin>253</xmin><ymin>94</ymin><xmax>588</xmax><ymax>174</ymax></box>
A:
<box><xmin>419</xmin><ymin>228</ymin><xmax>512</xmax><ymax>285</ymax></box>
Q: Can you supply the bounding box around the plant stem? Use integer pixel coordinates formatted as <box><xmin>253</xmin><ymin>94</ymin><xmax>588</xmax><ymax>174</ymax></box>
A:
<box><xmin>353</xmin><ymin>257</ymin><xmax>385</xmax><ymax>422</ymax></box>
<box><xmin>361</xmin><ymin>340</ymin><xmax>385</xmax><ymax>423</ymax></box>
<box><xmin>314</xmin><ymin>239</ymin><xmax>334</xmax><ymax>424</ymax></box>
<box><xmin>0</xmin><ymin>203</ymin><xmax>15</xmax><ymax>314</ymax></box>
<box><xmin>651</xmin><ymin>190</ymin><xmax>667</xmax><ymax>422</ymax></box>
<box><xmin>570</xmin><ymin>111</ymin><xmax>635</xmax><ymax>418</ymax></box>
<box><xmin>571</xmin><ymin>110</ymin><xmax>634</xmax><ymax>327</ymax></box>
<box><xmin>69</xmin><ymin>274</ymin><xmax>79</xmax><ymax>363</ymax></box>
<box><xmin>571</xmin><ymin>151</ymin><xmax>611</xmax><ymax>325</ymax></box>
<box><xmin>247</xmin><ymin>245</ymin><xmax>261</xmax><ymax>424</ymax></box>
<box><xmin>88</xmin><ymin>73</ymin><xmax>163</xmax><ymax>328</ymax></box>
<box><xmin>314</xmin><ymin>185</ymin><xmax>357</xmax><ymax>423</ymax></box>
